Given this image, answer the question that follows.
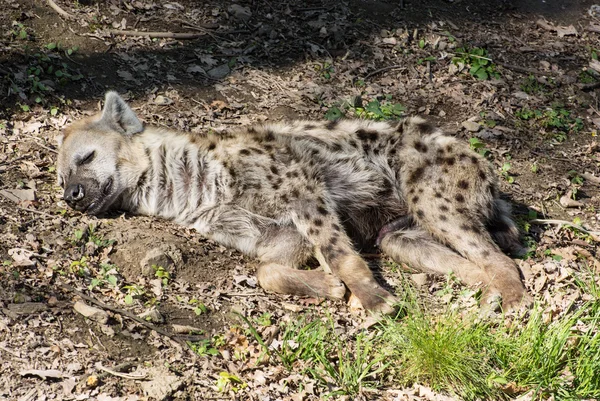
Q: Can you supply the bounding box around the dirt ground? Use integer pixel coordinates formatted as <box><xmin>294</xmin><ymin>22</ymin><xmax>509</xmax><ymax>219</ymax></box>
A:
<box><xmin>1</xmin><ymin>0</ymin><xmax>600</xmax><ymax>399</ymax></box>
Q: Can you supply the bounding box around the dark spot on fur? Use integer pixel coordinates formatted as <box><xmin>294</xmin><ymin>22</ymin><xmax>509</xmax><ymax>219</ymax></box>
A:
<box><xmin>326</xmin><ymin>120</ymin><xmax>339</xmax><ymax>130</ymax></box>
<box><xmin>456</xmin><ymin>207</ymin><xmax>468</xmax><ymax>215</ymax></box>
<box><xmin>281</xmin><ymin>194</ymin><xmax>289</xmax><ymax>203</ymax></box>
<box><xmin>441</xmin><ymin>228</ymin><xmax>448</xmax><ymax>233</ymax></box>
<box><xmin>208</xmin><ymin>142</ymin><xmax>216</xmax><ymax>151</ymax></box>
<box><xmin>455</xmin><ymin>194</ymin><xmax>465</xmax><ymax>203</ymax></box>
<box><xmin>291</xmin><ymin>189</ymin><xmax>300</xmax><ymax>198</ymax></box>
<box><xmin>330</xmin><ymin>236</ymin><xmax>338</xmax><ymax>245</ymax></box>
<box><xmin>458</xmin><ymin>153</ymin><xmax>468</xmax><ymax>160</ymax></box>
<box><xmin>460</xmin><ymin>224</ymin><xmax>470</xmax><ymax>231</ymax></box>
<box><xmin>445</xmin><ymin>157</ymin><xmax>455</xmax><ymax>166</ymax></box>
<box><xmin>440</xmin><ymin>215</ymin><xmax>447</xmax><ymax>221</ymax></box>
<box><xmin>417</xmin><ymin>121</ymin><xmax>435</xmax><ymax>135</ymax></box>
<box><xmin>272</xmin><ymin>181</ymin><xmax>280</xmax><ymax>190</ymax></box>
<box><xmin>412</xmin><ymin>196</ymin><xmax>419</xmax><ymax>203</ymax></box>
<box><xmin>416</xmin><ymin>209</ymin><xmax>425</xmax><ymax>218</ymax></box>
<box><xmin>439</xmin><ymin>205</ymin><xmax>449</xmax><ymax>212</ymax></box>
<box><xmin>471</xmin><ymin>156</ymin><xmax>478</xmax><ymax>164</ymax></box>
<box><xmin>458</xmin><ymin>180</ymin><xmax>469</xmax><ymax>190</ymax></box>
<box><xmin>239</xmin><ymin>149</ymin><xmax>251</xmax><ymax>156</ymax></box>
<box><xmin>408</xmin><ymin>167</ymin><xmax>425</xmax><ymax>184</ymax></box>
<box><xmin>313</xmin><ymin>218</ymin><xmax>323</xmax><ymax>227</ymax></box>
<box><xmin>270</xmin><ymin>165</ymin><xmax>279</xmax><ymax>175</ymax></box>
<box><xmin>251</xmin><ymin>147</ymin><xmax>264</xmax><ymax>155</ymax></box>
<box><xmin>331</xmin><ymin>142</ymin><xmax>343</xmax><ymax>152</ymax></box>
<box><xmin>356</xmin><ymin>129</ymin><xmax>379</xmax><ymax>142</ymax></box>
<box><xmin>469</xmin><ymin>241</ymin><xmax>477</xmax><ymax>247</ymax></box>
<box><xmin>332</xmin><ymin>223</ymin><xmax>340</xmax><ymax>231</ymax></box>
<box><xmin>409</xmin><ymin>188</ymin><xmax>415</xmax><ymax>194</ymax></box>
<box><xmin>390</xmin><ymin>148</ymin><xmax>397</xmax><ymax>155</ymax></box>
<box><xmin>446</xmin><ymin>145</ymin><xmax>453</xmax><ymax>153</ymax></box>
<box><xmin>443</xmin><ymin>168</ymin><xmax>449</xmax><ymax>173</ymax></box>
<box><xmin>265</xmin><ymin>130</ymin><xmax>275</xmax><ymax>141</ymax></box>
<box><xmin>317</xmin><ymin>205</ymin><xmax>328</xmax><ymax>215</ymax></box>
<box><xmin>479</xmin><ymin>170</ymin><xmax>487</xmax><ymax>180</ymax></box>
<box><xmin>435</xmin><ymin>192</ymin><xmax>442</xmax><ymax>198</ymax></box>
<box><xmin>414</xmin><ymin>140</ymin><xmax>428</xmax><ymax>153</ymax></box>
<box><xmin>482</xmin><ymin>250</ymin><xmax>490</xmax><ymax>257</ymax></box>
<box><xmin>305</xmin><ymin>124</ymin><xmax>316</xmax><ymax>130</ymax></box>
<box><xmin>418</xmin><ymin>188</ymin><xmax>424</xmax><ymax>193</ymax></box>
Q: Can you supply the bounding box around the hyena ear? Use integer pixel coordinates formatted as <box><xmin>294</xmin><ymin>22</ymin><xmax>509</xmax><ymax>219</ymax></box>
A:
<box><xmin>98</xmin><ymin>91</ymin><xmax>144</xmax><ymax>136</ymax></box>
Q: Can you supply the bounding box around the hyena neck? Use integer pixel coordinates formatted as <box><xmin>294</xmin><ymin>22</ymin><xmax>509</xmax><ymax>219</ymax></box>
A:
<box><xmin>121</xmin><ymin>129</ymin><xmax>227</xmax><ymax>223</ymax></box>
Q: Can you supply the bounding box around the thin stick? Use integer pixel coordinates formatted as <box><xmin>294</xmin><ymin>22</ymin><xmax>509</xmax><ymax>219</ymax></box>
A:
<box><xmin>96</xmin><ymin>363</ymin><xmax>147</xmax><ymax>380</ymax></box>
<box><xmin>59</xmin><ymin>284</ymin><xmax>206</xmax><ymax>346</ymax></box>
<box><xmin>364</xmin><ymin>65</ymin><xmax>406</xmax><ymax>80</ymax></box>
<box><xmin>46</xmin><ymin>0</ymin><xmax>75</xmax><ymax>20</ymax></box>
<box><xmin>110</xmin><ymin>30</ymin><xmax>206</xmax><ymax>40</ymax></box>
<box><xmin>496</xmin><ymin>61</ymin><xmax>551</xmax><ymax>76</ymax></box>
<box><xmin>16</xmin><ymin>206</ymin><xmax>76</xmax><ymax>228</ymax></box>
<box><xmin>530</xmin><ymin>219</ymin><xmax>600</xmax><ymax>240</ymax></box>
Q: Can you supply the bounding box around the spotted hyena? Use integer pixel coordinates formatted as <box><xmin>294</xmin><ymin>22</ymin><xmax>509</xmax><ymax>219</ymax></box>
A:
<box><xmin>56</xmin><ymin>92</ymin><xmax>529</xmax><ymax>314</ymax></box>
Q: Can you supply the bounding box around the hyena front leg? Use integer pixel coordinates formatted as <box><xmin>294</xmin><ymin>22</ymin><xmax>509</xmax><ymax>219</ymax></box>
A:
<box><xmin>290</xmin><ymin>202</ymin><xmax>398</xmax><ymax>315</ymax></box>
<box><xmin>187</xmin><ymin>205</ymin><xmax>346</xmax><ymax>300</ymax></box>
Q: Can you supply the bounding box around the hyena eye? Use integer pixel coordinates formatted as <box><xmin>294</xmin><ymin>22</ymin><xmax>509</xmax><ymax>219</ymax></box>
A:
<box><xmin>79</xmin><ymin>151</ymin><xmax>96</xmax><ymax>166</ymax></box>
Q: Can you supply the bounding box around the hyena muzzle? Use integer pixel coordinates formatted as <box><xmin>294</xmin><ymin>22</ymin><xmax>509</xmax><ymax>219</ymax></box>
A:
<box><xmin>56</xmin><ymin>92</ymin><xmax>530</xmax><ymax>314</ymax></box>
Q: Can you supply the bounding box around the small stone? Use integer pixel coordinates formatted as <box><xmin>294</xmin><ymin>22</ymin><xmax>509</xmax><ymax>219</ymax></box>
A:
<box><xmin>138</xmin><ymin>309</ymin><xmax>164</xmax><ymax>323</ymax></box>
<box><xmin>227</xmin><ymin>4</ymin><xmax>252</xmax><ymax>21</ymax></box>
<box><xmin>382</xmin><ymin>37</ymin><xmax>397</xmax><ymax>45</ymax></box>
<box><xmin>411</xmin><ymin>273</ymin><xmax>429</xmax><ymax>287</ymax></box>
<box><xmin>461</xmin><ymin>120</ymin><xmax>481</xmax><ymax>132</ymax></box>
<box><xmin>73</xmin><ymin>301</ymin><xmax>109</xmax><ymax>324</ymax></box>
<box><xmin>154</xmin><ymin>95</ymin><xmax>173</xmax><ymax>106</ymax></box>
<box><xmin>207</xmin><ymin>64</ymin><xmax>230</xmax><ymax>79</ymax></box>
<box><xmin>140</xmin><ymin>248</ymin><xmax>173</xmax><ymax>277</ymax></box>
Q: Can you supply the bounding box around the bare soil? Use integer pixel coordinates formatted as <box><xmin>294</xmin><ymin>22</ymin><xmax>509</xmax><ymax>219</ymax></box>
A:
<box><xmin>1</xmin><ymin>0</ymin><xmax>599</xmax><ymax>399</ymax></box>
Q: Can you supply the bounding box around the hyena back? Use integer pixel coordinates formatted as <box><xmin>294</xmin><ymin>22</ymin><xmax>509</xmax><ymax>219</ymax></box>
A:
<box><xmin>56</xmin><ymin>92</ymin><xmax>529</xmax><ymax>313</ymax></box>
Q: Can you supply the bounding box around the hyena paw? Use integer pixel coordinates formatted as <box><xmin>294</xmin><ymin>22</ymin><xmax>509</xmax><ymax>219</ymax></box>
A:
<box><xmin>481</xmin><ymin>285</ymin><xmax>532</xmax><ymax>316</ymax></box>
<box><xmin>350</xmin><ymin>286</ymin><xmax>398</xmax><ymax>316</ymax></box>
<box><xmin>324</xmin><ymin>275</ymin><xmax>347</xmax><ymax>299</ymax></box>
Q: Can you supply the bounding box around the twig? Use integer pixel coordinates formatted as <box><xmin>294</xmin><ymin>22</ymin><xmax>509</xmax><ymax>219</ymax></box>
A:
<box><xmin>59</xmin><ymin>284</ymin><xmax>206</xmax><ymax>346</ymax></box>
<box><xmin>110</xmin><ymin>30</ymin><xmax>206</xmax><ymax>40</ymax></box>
<box><xmin>16</xmin><ymin>206</ymin><xmax>76</xmax><ymax>228</ymax></box>
<box><xmin>96</xmin><ymin>363</ymin><xmax>147</xmax><ymax>380</ymax></box>
<box><xmin>496</xmin><ymin>61</ymin><xmax>551</xmax><ymax>76</ymax></box>
<box><xmin>530</xmin><ymin>219</ymin><xmax>600</xmax><ymax>241</ymax></box>
<box><xmin>364</xmin><ymin>65</ymin><xmax>406</xmax><ymax>80</ymax></box>
<box><xmin>95</xmin><ymin>362</ymin><xmax>136</xmax><ymax>380</ymax></box>
<box><xmin>46</xmin><ymin>0</ymin><xmax>75</xmax><ymax>20</ymax></box>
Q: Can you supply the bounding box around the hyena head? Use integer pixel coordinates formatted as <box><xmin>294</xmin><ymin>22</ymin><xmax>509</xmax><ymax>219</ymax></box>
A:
<box><xmin>57</xmin><ymin>92</ymin><xmax>143</xmax><ymax>215</ymax></box>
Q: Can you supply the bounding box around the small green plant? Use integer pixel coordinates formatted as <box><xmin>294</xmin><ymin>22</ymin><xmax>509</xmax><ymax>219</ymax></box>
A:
<box><xmin>354</xmin><ymin>96</ymin><xmax>406</xmax><ymax>121</ymax></box>
<box><xmin>188</xmin><ymin>338</ymin><xmax>219</xmax><ymax>357</ymax></box>
<box><xmin>468</xmin><ymin>137</ymin><xmax>490</xmax><ymax>157</ymax></box>
<box><xmin>152</xmin><ymin>265</ymin><xmax>171</xmax><ymax>285</ymax></box>
<box><xmin>531</xmin><ymin>162</ymin><xmax>539</xmax><ymax>174</ymax></box>
<box><xmin>501</xmin><ymin>162</ymin><xmax>515</xmax><ymax>184</ymax></box>
<box><xmin>515</xmin><ymin>106</ymin><xmax>582</xmax><ymax>143</ymax></box>
<box><xmin>70</xmin><ymin>256</ymin><xmax>89</xmax><ymax>276</ymax></box>
<box><xmin>216</xmin><ymin>371</ymin><xmax>247</xmax><ymax>393</ymax></box>
<box><xmin>122</xmin><ymin>284</ymin><xmax>146</xmax><ymax>305</ymax></box>
<box><xmin>452</xmin><ymin>47</ymin><xmax>500</xmax><ymax>80</ymax></box>
<box><xmin>11</xmin><ymin>22</ymin><xmax>28</xmax><ymax>40</ymax></box>
<box><xmin>520</xmin><ymin>75</ymin><xmax>553</xmax><ymax>95</ymax></box>
<box><xmin>315</xmin><ymin>62</ymin><xmax>334</xmax><ymax>80</ymax></box>
<box><xmin>255</xmin><ymin>312</ymin><xmax>272</xmax><ymax>327</ymax></box>
<box><xmin>89</xmin><ymin>263</ymin><xmax>119</xmax><ymax>290</ymax></box>
<box><xmin>189</xmin><ymin>298</ymin><xmax>208</xmax><ymax>315</ymax></box>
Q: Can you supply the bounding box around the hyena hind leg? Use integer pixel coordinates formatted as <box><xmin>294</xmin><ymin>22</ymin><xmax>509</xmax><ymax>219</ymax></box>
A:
<box><xmin>379</xmin><ymin>228</ymin><xmax>492</xmax><ymax>289</ymax></box>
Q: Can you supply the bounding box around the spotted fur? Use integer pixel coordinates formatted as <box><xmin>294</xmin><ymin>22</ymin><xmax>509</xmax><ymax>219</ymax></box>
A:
<box><xmin>56</xmin><ymin>92</ymin><xmax>529</xmax><ymax>313</ymax></box>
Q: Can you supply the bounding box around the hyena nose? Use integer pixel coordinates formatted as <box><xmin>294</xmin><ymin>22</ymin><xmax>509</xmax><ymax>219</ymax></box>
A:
<box><xmin>64</xmin><ymin>183</ymin><xmax>85</xmax><ymax>202</ymax></box>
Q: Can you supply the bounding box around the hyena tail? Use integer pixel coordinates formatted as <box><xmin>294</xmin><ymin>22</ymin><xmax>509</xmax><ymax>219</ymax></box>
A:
<box><xmin>487</xmin><ymin>198</ymin><xmax>525</xmax><ymax>257</ymax></box>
